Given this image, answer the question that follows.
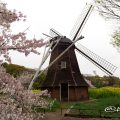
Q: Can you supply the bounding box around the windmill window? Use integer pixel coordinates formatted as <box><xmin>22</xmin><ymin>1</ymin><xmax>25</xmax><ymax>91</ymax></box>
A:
<box><xmin>61</xmin><ymin>61</ymin><xmax>66</xmax><ymax>69</ymax></box>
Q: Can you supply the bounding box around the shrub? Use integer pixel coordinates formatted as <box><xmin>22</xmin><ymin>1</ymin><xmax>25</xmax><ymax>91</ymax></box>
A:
<box><xmin>89</xmin><ymin>87</ymin><xmax>120</xmax><ymax>99</ymax></box>
<box><xmin>2</xmin><ymin>63</ymin><xmax>27</xmax><ymax>77</ymax></box>
<box><xmin>32</xmin><ymin>72</ymin><xmax>46</xmax><ymax>89</ymax></box>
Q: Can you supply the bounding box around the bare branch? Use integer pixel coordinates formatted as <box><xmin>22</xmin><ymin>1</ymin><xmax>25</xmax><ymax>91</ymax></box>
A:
<box><xmin>94</xmin><ymin>0</ymin><xmax>120</xmax><ymax>21</ymax></box>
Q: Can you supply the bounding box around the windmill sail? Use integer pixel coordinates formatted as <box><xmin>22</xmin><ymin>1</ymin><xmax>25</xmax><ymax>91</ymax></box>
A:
<box><xmin>70</xmin><ymin>4</ymin><xmax>94</xmax><ymax>41</ymax></box>
<box><xmin>76</xmin><ymin>44</ymin><xmax>117</xmax><ymax>75</ymax></box>
<box><xmin>28</xmin><ymin>36</ymin><xmax>63</xmax><ymax>89</ymax></box>
<box><xmin>49</xmin><ymin>28</ymin><xmax>63</xmax><ymax>37</ymax></box>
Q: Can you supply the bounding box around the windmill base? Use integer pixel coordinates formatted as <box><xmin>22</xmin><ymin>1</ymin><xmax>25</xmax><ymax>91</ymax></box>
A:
<box><xmin>42</xmin><ymin>86</ymin><xmax>89</xmax><ymax>102</ymax></box>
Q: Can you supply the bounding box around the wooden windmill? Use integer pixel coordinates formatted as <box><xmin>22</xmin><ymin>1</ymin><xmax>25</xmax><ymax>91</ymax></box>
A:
<box><xmin>28</xmin><ymin>4</ymin><xmax>117</xmax><ymax>101</ymax></box>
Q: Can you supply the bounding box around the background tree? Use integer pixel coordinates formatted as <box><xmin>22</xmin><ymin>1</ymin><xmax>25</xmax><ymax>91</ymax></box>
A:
<box><xmin>85</xmin><ymin>75</ymin><xmax>120</xmax><ymax>87</ymax></box>
<box><xmin>111</xmin><ymin>29</ymin><xmax>120</xmax><ymax>52</ymax></box>
<box><xmin>94</xmin><ymin>0</ymin><xmax>120</xmax><ymax>51</ymax></box>
<box><xmin>2</xmin><ymin>62</ymin><xmax>28</xmax><ymax>77</ymax></box>
<box><xmin>32</xmin><ymin>72</ymin><xmax>46</xmax><ymax>89</ymax></box>
<box><xmin>94</xmin><ymin>0</ymin><xmax>120</xmax><ymax>20</ymax></box>
<box><xmin>1</xmin><ymin>63</ymin><xmax>46</xmax><ymax>89</ymax></box>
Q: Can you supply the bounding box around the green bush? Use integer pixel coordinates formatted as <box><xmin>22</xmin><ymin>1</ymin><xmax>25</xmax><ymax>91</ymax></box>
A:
<box><xmin>86</xmin><ymin>75</ymin><xmax>120</xmax><ymax>88</ymax></box>
<box><xmin>48</xmin><ymin>99</ymin><xmax>60</xmax><ymax>111</ymax></box>
<box><xmin>32</xmin><ymin>72</ymin><xmax>46</xmax><ymax>89</ymax></box>
<box><xmin>2</xmin><ymin>62</ymin><xmax>27</xmax><ymax>77</ymax></box>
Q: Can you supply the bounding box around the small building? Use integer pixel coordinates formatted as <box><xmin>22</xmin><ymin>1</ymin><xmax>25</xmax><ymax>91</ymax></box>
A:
<box><xmin>41</xmin><ymin>36</ymin><xmax>89</xmax><ymax>101</ymax></box>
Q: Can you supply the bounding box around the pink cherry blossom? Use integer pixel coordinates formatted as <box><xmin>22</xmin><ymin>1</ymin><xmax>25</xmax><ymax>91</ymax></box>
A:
<box><xmin>0</xmin><ymin>65</ymin><xmax>49</xmax><ymax>119</ymax></box>
<box><xmin>0</xmin><ymin>2</ymin><xmax>50</xmax><ymax>119</ymax></box>
<box><xmin>0</xmin><ymin>2</ymin><xmax>47</xmax><ymax>64</ymax></box>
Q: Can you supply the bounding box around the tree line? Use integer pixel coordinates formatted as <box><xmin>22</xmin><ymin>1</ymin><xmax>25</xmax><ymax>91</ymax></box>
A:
<box><xmin>85</xmin><ymin>75</ymin><xmax>120</xmax><ymax>88</ymax></box>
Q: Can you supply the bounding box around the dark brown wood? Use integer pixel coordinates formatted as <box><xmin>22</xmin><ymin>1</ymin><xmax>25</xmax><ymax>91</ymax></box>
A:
<box><xmin>41</xmin><ymin>36</ymin><xmax>89</xmax><ymax>101</ymax></box>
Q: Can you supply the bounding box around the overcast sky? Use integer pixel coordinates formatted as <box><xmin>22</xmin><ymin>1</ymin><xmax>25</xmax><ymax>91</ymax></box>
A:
<box><xmin>4</xmin><ymin>0</ymin><xmax>120</xmax><ymax>77</ymax></box>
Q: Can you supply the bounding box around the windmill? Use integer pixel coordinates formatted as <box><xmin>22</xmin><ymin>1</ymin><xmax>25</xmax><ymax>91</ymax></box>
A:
<box><xmin>28</xmin><ymin>4</ymin><xmax>117</xmax><ymax>101</ymax></box>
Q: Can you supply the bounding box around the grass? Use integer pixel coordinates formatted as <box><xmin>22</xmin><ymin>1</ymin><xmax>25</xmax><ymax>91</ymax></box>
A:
<box><xmin>67</xmin><ymin>87</ymin><xmax>120</xmax><ymax>118</ymax></box>
<box><xmin>32</xmin><ymin>87</ymin><xmax>120</xmax><ymax>118</ymax></box>
<box><xmin>32</xmin><ymin>89</ymin><xmax>41</xmax><ymax>93</ymax></box>
<box><xmin>69</xmin><ymin>97</ymin><xmax>120</xmax><ymax>117</ymax></box>
<box><xmin>32</xmin><ymin>98</ymin><xmax>61</xmax><ymax>112</ymax></box>
<box><xmin>31</xmin><ymin>90</ymin><xmax>61</xmax><ymax>112</ymax></box>
<box><xmin>85</xmin><ymin>97</ymin><xmax>119</xmax><ymax>109</ymax></box>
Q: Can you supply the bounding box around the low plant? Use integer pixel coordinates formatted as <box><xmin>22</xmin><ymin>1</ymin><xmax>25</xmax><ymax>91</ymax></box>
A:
<box><xmin>89</xmin><ymin>87</ymin><xmax>120</xmax><ymax>99</ymax></box>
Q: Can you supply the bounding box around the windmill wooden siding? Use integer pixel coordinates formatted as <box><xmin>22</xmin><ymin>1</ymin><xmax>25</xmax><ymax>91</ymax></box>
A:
<box><xmin>41</xmin><ymin>36</ymin><xmax>89</xmax><ymax>101</ymax></box>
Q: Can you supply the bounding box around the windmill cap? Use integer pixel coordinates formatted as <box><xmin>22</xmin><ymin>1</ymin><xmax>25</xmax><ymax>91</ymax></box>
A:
<box><xmin>51</xmin><ymin>36</ymin><xmax>72</xmax><ymax>44</ymax></box>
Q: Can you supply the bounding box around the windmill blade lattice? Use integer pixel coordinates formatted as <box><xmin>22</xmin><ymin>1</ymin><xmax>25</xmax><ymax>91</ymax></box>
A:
<box><xmin>49</xmin><ymin>28</ymin><xmax>63</xmax><ymax>37</ymax></box>
<box><xmin>28</xmin><ymin>36</ymin><xmax>63</xmax><ymax>89</ymax></box>
<box><xmin>76</xmin><ymin>44</ymin><xmax>117</xmax><ymax>75</ymax></box>
<box><xmin>70</xmin><ymin>4</ymin><xmax>94</xmax><ymax>41</ymax></box>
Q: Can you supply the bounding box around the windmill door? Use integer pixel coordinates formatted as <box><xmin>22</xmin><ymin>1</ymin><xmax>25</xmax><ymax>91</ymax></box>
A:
<box><xmin>60</xmin><ymin>83</ymin><xmax>68</xmax><ymax>101</ymax></box>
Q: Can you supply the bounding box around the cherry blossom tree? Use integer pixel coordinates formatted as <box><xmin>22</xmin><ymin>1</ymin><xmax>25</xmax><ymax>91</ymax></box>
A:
<box><xmin>17</xmin><ymin>70</ymin><xmax>35</xmax><ymax>89</ymax></box>
<box><xmin>0</xmin><ymin>66</ymin><xmax>49</xmax><ymax>119</ymax></box>
<box><xmin>0</xmin><ymin>2</ymin><xmax>50</xmax><ymax>119</ymax></box>
<box><xmin>0</xmin><ymin>2</ymin><xmax>46</xmax><ymax>63</ymax></box>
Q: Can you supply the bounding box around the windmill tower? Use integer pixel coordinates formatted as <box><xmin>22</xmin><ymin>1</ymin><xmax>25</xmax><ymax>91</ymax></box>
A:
<box><xmin>42</xmin><ymin>36</ymin><xmax>89</xmax><ymax>101</ymax></box>
<box><xmin>28</xmin><ymin>4</ymin><xmax>117</xmax><ymax>101</ymax></box>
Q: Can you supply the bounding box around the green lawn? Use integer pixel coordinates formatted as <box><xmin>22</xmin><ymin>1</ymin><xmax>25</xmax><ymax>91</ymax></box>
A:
<box><xmin>32</xmin><ymin>87</ymin><xmax>120</xmax><ymax>118</ymax></box>
<box><xmin>66</xmin><ymin>87</ymin><xmax>120</xmax><ymax>118</ymax></box>
<box><xmin>71</xmin><ymin>97</ymin><xmax>120</xmax><ymax>116</ymax></box>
